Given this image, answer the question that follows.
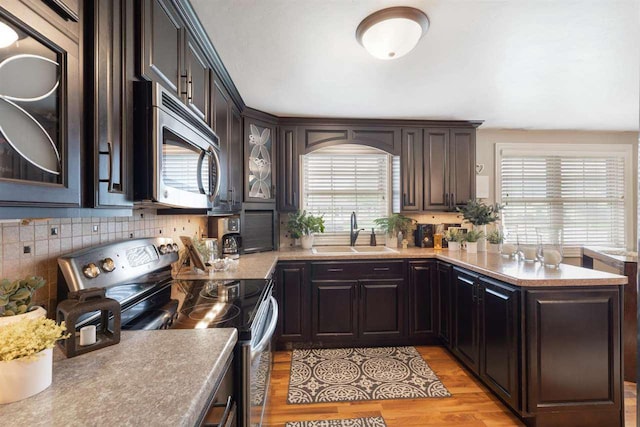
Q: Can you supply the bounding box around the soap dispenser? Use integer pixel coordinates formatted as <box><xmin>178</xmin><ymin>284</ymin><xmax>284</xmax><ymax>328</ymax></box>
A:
<box><xmin>370</xmin><ymin>228</ymin><xmax>377</xmax><ymax>246</ymax></box>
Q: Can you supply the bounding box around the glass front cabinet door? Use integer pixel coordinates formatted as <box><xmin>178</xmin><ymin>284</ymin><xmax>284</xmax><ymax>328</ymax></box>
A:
<box><xmin>244</xmin><ymin>117</ymin><xmax>276</xmax><ymax>203</ymax></box>
<box><xmin>0</xmin><ymin>2</ymin><xmax>81</xmax><ymax>207</ymax></box>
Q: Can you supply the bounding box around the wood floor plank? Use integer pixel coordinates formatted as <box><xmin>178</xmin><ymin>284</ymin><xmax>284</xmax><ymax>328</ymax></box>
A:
<box><xmin>263</xmin><ymin>346</ymin><xmax>637</xmax><ymax>426</ymax></box>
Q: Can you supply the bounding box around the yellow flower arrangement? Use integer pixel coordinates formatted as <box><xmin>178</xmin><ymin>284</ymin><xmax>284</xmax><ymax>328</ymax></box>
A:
<box><xmin>0</xmin><ymin>317</ymin><xmax>70</xmax><ymax>362</ymax></box>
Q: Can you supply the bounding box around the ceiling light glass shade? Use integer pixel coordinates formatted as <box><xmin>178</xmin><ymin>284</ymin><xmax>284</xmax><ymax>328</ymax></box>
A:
<box><xmin>0</xmin><ymin>22</ymin><xmax>18</xmax><ymax>49</ymax></box>
<box><xmin>356</xmin><ymin>7</ymin><xmax>429</xmax><ymax>60</ymax></box>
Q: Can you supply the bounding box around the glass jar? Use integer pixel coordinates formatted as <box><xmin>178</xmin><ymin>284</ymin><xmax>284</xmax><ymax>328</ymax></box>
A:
<box><xmin>536</xmin><ymin>227</ymin><xmax>563</xmax><ymax>268</ymax></box>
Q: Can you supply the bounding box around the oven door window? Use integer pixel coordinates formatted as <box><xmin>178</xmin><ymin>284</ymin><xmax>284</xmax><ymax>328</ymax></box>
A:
<box><xmin>162</xmin><ymin>129</ymin><xmax>211</xmax><ymax>196</ymax></box>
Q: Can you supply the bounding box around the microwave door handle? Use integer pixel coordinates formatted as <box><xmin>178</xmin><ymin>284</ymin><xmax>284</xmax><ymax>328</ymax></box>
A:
<box><xmin>196</xmin><ymin>150</ymin><xmax>206</xmax><ymax>194</ymax></box>
<box><xmin>250</xmin><ymin>297</ymin><xmax>278</xmax><ymax>361</ymax></box>
<box><xmin>210</xmin><ymin>148</ymin><xmax>221</xmax><ymax>202</ymax></box>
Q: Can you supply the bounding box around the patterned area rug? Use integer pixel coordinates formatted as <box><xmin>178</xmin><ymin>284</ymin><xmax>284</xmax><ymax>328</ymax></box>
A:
<box><xmin>287</xmin><ymin>346</ymin><xmax>451</xmax><ymax>404</ymax></box>
<box><xmin>285</xmin><ymin>416</ymin><xmax>387</xmax><ymax>427</ymax></box>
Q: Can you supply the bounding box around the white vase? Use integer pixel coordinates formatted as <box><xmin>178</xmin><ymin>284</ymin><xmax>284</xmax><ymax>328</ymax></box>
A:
<box><xmin>0</xmin><ymin>347</ymin><xmax>53</xmax><ymax>404</ymax></box>
<box><xmin>487</xmin><ymin>243</ymin><xmax>502</xmax><ymax>254</ymax></box>
<box><xmin>466</xmin><ymin>241</ymin><xmax>478</xmax><ymax>253</ymax></box>
<box><xmin>475</xmin><ymin>225</ymin><xmax>487</xmax><ymax>252</ymax></box>
<box><xmin>300</xmin><ymin>234</ymin><xmax>314</xmax><ymax>249</ymax></box>
<box><xmin>0</xmin><ymin>306</ymin><xmax>47</xmax><ymax>328</ymax></box>
<box><xmin>386</xmin><ymin>233</ymin><xmax>398</xmax><ymax>248</ymax></box>
<box><xmin>448</xmin><ymin>241</ymin><xmax>461</xmax><ymax>251</ymax></box>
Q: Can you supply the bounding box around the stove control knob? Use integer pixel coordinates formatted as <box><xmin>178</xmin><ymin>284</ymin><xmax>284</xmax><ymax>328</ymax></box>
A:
<box><xmin>158</xmin><ymin>244</ymin><xmax>168</xmax><ymax>255</ymax></box>
<box><xmin>172</xmin><ymin>243</ymin><xmax>179</xmax><ymax>252</ymax></box>
<box><xmin>101</xmin><ymin>258</ymin><xmax>116</xmax><ymax>272</ymax></box>
<box><xmin>83</xmin><ymin>263</ymin><xmax>100</xmax><ymax>279</ymax></box>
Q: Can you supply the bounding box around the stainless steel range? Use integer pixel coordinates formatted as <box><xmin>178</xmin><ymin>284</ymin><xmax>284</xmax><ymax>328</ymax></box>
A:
<box><xmin>57</xmin><ymin>238</ymin><xmax>277</xmax><ymax>427</ymax></box>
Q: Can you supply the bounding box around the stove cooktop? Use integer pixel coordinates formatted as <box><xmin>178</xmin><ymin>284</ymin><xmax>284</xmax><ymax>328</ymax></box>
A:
<box><xmin>170</xmin><ymin>279</ymin><xmax>271</xmax><ymax>339</ymax></box>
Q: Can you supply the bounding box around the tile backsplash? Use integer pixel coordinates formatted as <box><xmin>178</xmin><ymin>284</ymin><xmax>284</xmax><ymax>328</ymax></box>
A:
<box><xmin>0</xmin><ymin>209</ymin><xmax>207</xmax><ymax>314</ymax></box>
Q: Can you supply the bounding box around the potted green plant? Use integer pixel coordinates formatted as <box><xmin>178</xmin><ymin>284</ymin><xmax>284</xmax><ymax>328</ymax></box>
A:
<box><xmin>486</xmin><ymin>229</ymin><xmax>504</xmax><ymax>254</ymax></box>
<box><xmin>0</xmin><ymin>316</ymin><xmax>69</xmax><ymax>404</ymax></box>
<box><xmin>457</xmin><ymin>200</ymin><xmax>502</xmax><ymax>252</ymax></box>
<box><xmin>373</xmin><ymin>214</ymin><xmax>416</xmax><ymax>248</ymax></box>
<box><xmin>444</xmin><ymin>228</ymin><xmax>465</xmax><ymax>251</ymax></box>
<box><xmin>463</xmin><ymin>229</ymin><xmax>484</xmax><ymax>254</ymax></box>
<box><xmin>0</xmin><ymin>276</ymin><xmax>47</xmax><ymax>326</ymax></box>
<box><xmin>287</xmin><ymin>210</ymin><xmax>325</xmax><ymax>249</ymax></box>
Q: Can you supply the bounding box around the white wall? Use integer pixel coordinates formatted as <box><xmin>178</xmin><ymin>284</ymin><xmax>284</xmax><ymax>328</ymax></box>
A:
<box><xmin>476</xmin><ymin>129</ymin><xmax>639</xmax><ymax>249</ymax></box>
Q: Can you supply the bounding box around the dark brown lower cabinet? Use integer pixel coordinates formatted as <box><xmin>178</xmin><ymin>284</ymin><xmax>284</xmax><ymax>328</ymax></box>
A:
<box><xmin>275</xmin><ymin>263</ymin><xmax>309</xmax><ymax>344</ymax></box>
<box><xmin>360</xmin><ymin>279</ymin><xmax>403</xmax><ymax>339</ymax></box>
<box><xmin>311</xmin><ymin>280</ymin><xmax>358</xmax><ymax>341</ymax></box>
<box><xmin>478</xmin><ymin>277</ymin><xmax>519</xmax><ymax>410</ymax></box>
<box><xmin>452</xmin><ymin>267</ymin><xmax>480</xmax><ymax>373</ymax></box>
<box><xmin>525</xmin><ymin>288</ymin><xmax>622</xmax><ymax>427</ymax></box>
<box><xmin>408</xmin><ymin>261</ymin><xmax>437</xmax><ymax>342</ymax></box>
<box><xmin>437</xmin><ymin>262</ymin><xmax>452</xmax><ymax>345</ymax></box>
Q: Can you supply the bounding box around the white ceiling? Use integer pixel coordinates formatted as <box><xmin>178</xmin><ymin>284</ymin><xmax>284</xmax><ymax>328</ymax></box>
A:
<box><xmin>191</xmin><ymin>0</ymin><xmax>640</xmax><ymax>131</ymax></box>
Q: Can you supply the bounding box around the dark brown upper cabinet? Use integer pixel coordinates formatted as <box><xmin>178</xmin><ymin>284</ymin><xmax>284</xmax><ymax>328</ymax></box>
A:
<box><xmin>84</xmin><ymin>0</ymin><xmax>134</xmax><ymax>208</ymax></box>
<box><xmin>138</xmin><ymin>0</ymin><xmax>184</xmax><ymax>99</ymax></box>
<box><xmin>277</xmin><ymin>126</ymin><xmax>299</xmax><ymax>212</ymax></box>
<box><xmin>184</xmin><ymin>31</ymin><xmax>209</xmax><ymax>121</ymax></box>
<box><xmin>400</xmin><ymin>128</ymin><xmax>423</xmax><ymax>211</ymax></box>
<box><xmin>244</xmin><ymin>112</ymin><xmax>276</xmax><ymax>203</ymax></box>
<box><xmin>210</xmin><ymin>74</ymin><xmax>241</xmax><ymax>212</ymax></box>
<box><xmin>400</xmin><ymin>126</ymin><xmax>476</xmax><ymax>212</ymax></box>
<box><xmin>0</xmin><ymin>1</ymin><xmax>81</xmax><ymax>207</ymax></box>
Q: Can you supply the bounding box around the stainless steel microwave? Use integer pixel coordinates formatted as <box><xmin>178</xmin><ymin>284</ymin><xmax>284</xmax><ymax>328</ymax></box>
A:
<box><xmin>134</xmin><ymin>82</ymin><xmax>221</xmax><ymax>209</ymax></box>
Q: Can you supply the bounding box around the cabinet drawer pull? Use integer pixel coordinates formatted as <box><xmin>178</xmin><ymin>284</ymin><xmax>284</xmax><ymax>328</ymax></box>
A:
<box><xmin>327</xmin><ymin>268</ymin><xmax>343</xmax><ymax>272</ymax></box>
<box><xmin>374</xmin><ymin>267</ymin><xmax>390</xmax><ymax>272</ymax></box>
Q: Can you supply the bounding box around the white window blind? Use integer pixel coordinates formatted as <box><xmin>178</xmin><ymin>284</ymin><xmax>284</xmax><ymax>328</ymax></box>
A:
<box><xmin>498</xmin><ymin>145</ymin><xmax>628</xmax><ymax>249</ymax></box>
<box><xmin>302</xmin><ymin>145</ymin><xmax>390</xmax><ymax>244</ymax></box>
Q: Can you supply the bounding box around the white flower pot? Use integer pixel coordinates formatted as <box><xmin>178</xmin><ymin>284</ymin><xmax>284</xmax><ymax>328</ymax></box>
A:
<box><xmin>0</xmin><ymin>306</ymin><xmax>46</xmax><ymax>328</ymax></box>
<box><xmin>487</xmin><ymin>243</ymin><xmax>502</xmax><ymax>254</ymax></box>
<box><xmin>475</xmin><ymin>225</ymin><xmax>487</xmax><ymax>252</ymax></box>
<box><xmin>300</xmin><ymin>234</ymin><xmax>314</xmax><ymax>249</ymax></box>
<box><xmin>386</xmin><ymin>233</ymin><xmax>398</xmax><ymax>248</ymax></box>
<box><xmin>466</xmin><ymin>242</ymin><xmax>478</xmax><ymax>253</ymax></box>
<box><xmin>0</xmin><ymin>347</ymin><xmax>53</xmax><ymax>404</ymax></box>
<box><xmin>448</xmin><ymin>241</ymin><xmax>461</xmax><ymax>251</ymax></box>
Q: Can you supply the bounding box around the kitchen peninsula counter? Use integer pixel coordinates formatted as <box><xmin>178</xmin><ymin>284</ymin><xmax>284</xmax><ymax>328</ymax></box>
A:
<box><xmin>175</xmin><ymin>247</ymin><xmax>627</xmax><ymax>287</ymax></box>
<box><xmin>0</xmin><ymin>329</ymin><xmax>237</xmax><ymax>427</ymax></box>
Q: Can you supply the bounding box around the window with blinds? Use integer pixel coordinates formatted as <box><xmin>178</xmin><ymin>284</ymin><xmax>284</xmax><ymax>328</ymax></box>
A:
<box><xmin>497</xmin><ymin>144</ymin><xmax>629</xmax><ymax>249</ymax></box>
<box><xmin>301</xmin><ymin>145</ymin><xmax>391</xmax><ymax>244</ymax></box>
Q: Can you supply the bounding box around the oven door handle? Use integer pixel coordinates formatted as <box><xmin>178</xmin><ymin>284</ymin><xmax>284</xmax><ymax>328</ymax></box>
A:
<box><xmin>251</xmin><ymin>296</ymin><xmax>278</xmax><ymax>360</ymax></box>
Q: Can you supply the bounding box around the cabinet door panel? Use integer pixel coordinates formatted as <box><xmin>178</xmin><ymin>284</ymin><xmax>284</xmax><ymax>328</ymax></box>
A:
<box><xmin>212</xmin><ymin>80</ymin><xmax>229</xmax><ymax>204</ymax></box>
<box><xmin>311</xmin><ymin>280</ymin><xmax>358</xmax><ymax>339</ymax></box>
<box><xmin>453</xmin><ymin>268</ymin><xmax>480</xmax><ymax>373</ymax></box>
<box><xmin>276</xmin><ymin>263</ymin><xmax>309</xmax><ymax>341</ymax></box>
<box><xmin>0</xmin><ymin>2</ymin><xmax>81</xmax><ymax>206</ymax></box>
<box><xmin>139</xmin><ymin>0</ymin><xmax>183</xmax><ymax>97</ymax></box>
<box><xmin>184</xmin><ymin>33</ymin><xmax>208</xmax><ymax>120</ymax></box>
<box><xmin>244</xmin><ymin>118</ymin><xmax>276</xmax><ymax>202</ymax></box>
<box><xmin>87</xmin><ymin>0</ymin><xmax>134</xmax><ymax>207</ymax></box>
<box><xmin>400</xmin><ymin>128</ymin><xmax>422</xmax><ymax>211</ymax></box>
<box><xmin>408</xmin><ymin>261</ymin><xmax>435</xmax><ymax>339</ymax></box>
<box><xmin>449</xmin><ymin>128</ymin><xmax>475</xmax><ymax>208</ymax></box>
<box><xmin>437</xmin><ymin>262</ymin><xmax>452</xmax><ymax>345</ymax></box>
<box><xmin>277</xmin><ymin>126</ymin><xmax>299</xmax><ymax>212</ymax></box>
<box><xmin>229</xmin><ymin>106</ymin><xmax>243</xmax><ymax>209</ymax></box>
<box><xmin>479</xmin><ymin>277</ymin><xmax>519</xmax><ymax>410</ymax></box>
<box><xmin>360</xmin><ymin>279</ymin><xmax>403</xmax><ymax>338</ymax></box>
<box><xmin>423</xmin><ymin>128</ymin><xmax>449</xmax><ymax>210</ymax></box>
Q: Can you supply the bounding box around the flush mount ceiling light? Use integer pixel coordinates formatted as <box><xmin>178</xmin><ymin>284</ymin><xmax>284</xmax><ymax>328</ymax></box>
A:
<box><xmin>356</xmin><ymin>6</ymin><xmax>429</xmax><ymax>60</ymax></box>
<box><xmin>0</xmin><ymin>22</ymin><xmax>18</xmax><ymax>49</ymax></box>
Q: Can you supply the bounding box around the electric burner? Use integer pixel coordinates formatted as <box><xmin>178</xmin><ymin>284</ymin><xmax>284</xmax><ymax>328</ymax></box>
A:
<box><xmin>180</xmin><ymin>303</ymin><xmax>241</xmax><ymax>328</ymax></box>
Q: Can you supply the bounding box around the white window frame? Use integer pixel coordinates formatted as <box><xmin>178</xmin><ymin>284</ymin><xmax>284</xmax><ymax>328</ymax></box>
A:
<box><xmin>299</xmin><ymin>145</ymin><xmax>393</xmax><ymax>246</ymax></box>
<box><xmin>495</xmin><ymin>143</ymin><xmax>632</xmax><ymax>256</ymax></box>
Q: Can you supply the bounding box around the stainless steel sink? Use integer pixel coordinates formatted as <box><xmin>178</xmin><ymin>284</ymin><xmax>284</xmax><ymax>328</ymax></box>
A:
<box><xmin>311</xmin><ymin>246</ymin><xmax>397</xmax><ymax>255</ymax></box>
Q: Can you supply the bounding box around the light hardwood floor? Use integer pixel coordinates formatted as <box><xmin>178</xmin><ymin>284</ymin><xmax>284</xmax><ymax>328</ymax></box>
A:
<box><xmin>263</xmin><ymin>346</ymin><xmax>638</xmax><ymax>427</ymax></box>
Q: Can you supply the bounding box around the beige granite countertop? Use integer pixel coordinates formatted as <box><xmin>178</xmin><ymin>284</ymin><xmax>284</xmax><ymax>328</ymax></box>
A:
<box><xmin>176</xmin><ymin>247</ymin><xmax>627</xmax><ymax>287</ymax></box>
<box><xmin>583</xmin><ymin>246</ymin><xmax>638</xmax><ymax>265</ymax></box>
<box><xmin>0</xmin><ymin>329</ymin><xmax>237</xmax><ymax>427</ymax></box>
